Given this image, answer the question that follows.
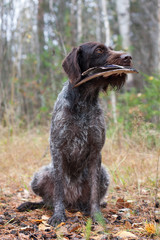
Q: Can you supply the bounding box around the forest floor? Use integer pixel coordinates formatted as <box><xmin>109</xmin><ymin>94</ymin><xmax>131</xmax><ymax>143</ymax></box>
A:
<box><xmin>0</xmin><ymin>126</ymin><xmax>160</xmax><ymax>240</ymax></box>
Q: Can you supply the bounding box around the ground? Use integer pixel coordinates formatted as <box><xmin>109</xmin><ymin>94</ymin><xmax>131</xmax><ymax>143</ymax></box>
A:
<box><xmin>0</xmin><ymin>126</ymin><xmax>159</xmax><ymax>239</ymax></box>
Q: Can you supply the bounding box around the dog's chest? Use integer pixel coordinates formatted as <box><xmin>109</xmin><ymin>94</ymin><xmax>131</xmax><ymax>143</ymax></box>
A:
<box><xmin>54</xmin><ymin>105</ymin><xmax>105</xmax><ymax>158</ymax></box>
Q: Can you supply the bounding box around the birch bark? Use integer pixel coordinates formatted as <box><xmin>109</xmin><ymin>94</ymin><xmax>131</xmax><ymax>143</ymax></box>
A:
<box><xmin>101</xmin><ymin>0</ymin><xmax>117</xmax><ymax>123</ymax></box>
<box><xmin>77</xmin><ymin>0</ymin><xmax>82</xmax><ymax>43</ymax></box>
<box><xmin>116</xmin><ymin>0</ymin><xmax>132</xmax><ymax>87</ymax></box>
<box><xmin>116</xmin><ymin>0</ymin><xmax>130</xmax><ymax>49</ymax></box>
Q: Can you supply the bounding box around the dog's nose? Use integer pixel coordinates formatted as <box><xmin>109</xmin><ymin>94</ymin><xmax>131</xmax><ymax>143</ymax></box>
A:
<box><xmin>120</xmin><ymin>54</ymin><xmax>132</xmax><ymax>63</ymax></box>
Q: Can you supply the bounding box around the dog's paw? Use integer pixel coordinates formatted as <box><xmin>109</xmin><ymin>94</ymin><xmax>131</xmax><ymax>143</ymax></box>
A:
<box><xmin>17</xmin><ymin>201</ymin><xmax>44</xmax><ymax>211</ymax></box>
<box><xmin>100</xmin><ymin>202</ymin><xmax>107</xmax><ymax>208</ymax></box>
<box><xmin>48</xmin><ymin>213</ymin><xmax>66</xmax><ymax>226</ymax></box>
<box><xmin>17</xmin><ymin>202</ymin><xmax>32</xmax><ymax>212</ymax></box>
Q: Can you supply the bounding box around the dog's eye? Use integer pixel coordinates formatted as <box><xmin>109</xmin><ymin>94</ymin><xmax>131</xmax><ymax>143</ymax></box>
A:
<box><xmin>96</xmin><ymin>48</ymin><xmax>104</xmax><ymax>54</ymax></box>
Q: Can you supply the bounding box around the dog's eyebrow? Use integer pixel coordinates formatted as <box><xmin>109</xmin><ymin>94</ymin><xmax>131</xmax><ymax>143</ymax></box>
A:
<box><xmin>96</xmin><ymin>44</ymin><xmax>106</xmax><ymax>49</ymax></box>
<box><xmin>95</xmin><ymin>44</ymin><xmax>108</xmax><ymax>53</ymax></box>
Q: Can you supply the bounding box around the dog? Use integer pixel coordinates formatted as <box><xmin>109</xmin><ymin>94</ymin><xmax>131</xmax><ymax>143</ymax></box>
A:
<box><xmin>17</xmin><ymin>42</ymin><xmax>132</xmax><ymax>226</ymax></box>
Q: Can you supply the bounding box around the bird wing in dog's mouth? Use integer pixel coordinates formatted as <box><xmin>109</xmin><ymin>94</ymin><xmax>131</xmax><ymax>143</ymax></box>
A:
<box><xmin>74</xmin><ymin>65</ymin><xmax>138</xmax><ymax>88</ymax></box>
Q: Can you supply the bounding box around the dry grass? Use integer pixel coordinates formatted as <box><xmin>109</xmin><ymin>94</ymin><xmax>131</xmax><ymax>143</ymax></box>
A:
<box><xmin>0</xmin><ymin>124</ymin><xmax>159</xmax><ymax>195</ymax></box>
<box><xmin>103</xmin><ymin>129</ymin><xmax>159</xmax><ymax>191</ymax></box>
<box><xmin>0</xmin><ymin>126</ymin><xmax>50</xmax><ymax>191</ymax></box>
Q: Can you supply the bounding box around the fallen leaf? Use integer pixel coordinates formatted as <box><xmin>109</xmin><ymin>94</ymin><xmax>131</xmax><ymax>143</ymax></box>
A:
<box><xmin>20</xmin><ymin>226</ymin><xmax>34</xmax><ymax>231</ymax></box>
<box><xmin>116</xmin><ymin>198</ymin><xmax>132</xmax><ymax>209</ymax></box>
<box><xmin>38</xmin><ymin>223</ymin><xmax>51</xmax><ymax>231</ymax></box>
<box><xmin>68</xmin><ymin>223</ymin><xmax>81</xmax><ymax>232</ymax></box>
<box><xmin>116</xmin><ymin>198</ymin><xmax>125</xmax><ymax>208</ymax></box>
<box><xmin>31</xmin><ymin>219</ymin><xmax>43</xmax><ymax>224</ymax></box>
<box><xmin>42</xmin><ymin>215</ymin><xmax>50</xmax><ymax>221</ymax></box>
<box><xmin>115</xmin><ymin>230</ymin><xmax>138</xmax><ymax>239</ymax></box>
<box><xmin>124</xmin><ymin>220</ymin><xmax>132</xmax><ymax>229</ymax></box>
<box><xmin>56</xmin><ymin>225</ymin><xmax>68</xmax><ymax>235</ymax></box>
<box><xmin>145</xmin><ymin>223</ymin><xmax>156</xmax><ymax>235</ymax></box>
<box><xmin>56</xmin><ymin>221</ymin><xmax>65</xmax><ymax>228</ymax></box>
<box><xmin>75</xmin><ymin>211</ymin><xmax>83</xmax><ymax>218</ymax></box>
<box><xmin>18</xmin><ymin>233</ymin><xmax>29</xmax><ymax>239</ymax></box>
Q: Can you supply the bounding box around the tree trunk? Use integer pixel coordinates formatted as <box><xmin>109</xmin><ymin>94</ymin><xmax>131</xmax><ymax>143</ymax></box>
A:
<box><xmin>116</xmin><ymin>0</ymin><xmax>130</xmax><ymax>49</ymax></box>
<box><xmin>38</xmin><ymin>0</ymin><xmax>45</xmax><ymax>56</ymax></box>
<box><xmin>70</xmin><ymin>0</ymin><xmax>77</xmax><ymax>46</ymax></box>
<box><xmin>77</xmin><ymin>0</ymin><xmax>83</xmax><ymax>43</ymax></box>
<box><xmin>100</xmin><ymin>0</ymin><xmax>117</xmax><ymax>124</ymax></box>
<box><xmin>130</xmin><ymin>0</ymin><xmax>160</xmax><ymax>89</ymax></box>
<box><xmin>116</xmin><ymin>0</ymin><xmax>133</xmax><ymax>88</ymax></box>
<box><xmin>101</xmin><ymin>0</ymin><xmax>110</xmax><ymax>46</ymax></box>
<box><xmin>96</xmin><ymin>0</ymin><xmax>101</xmax><ymax>42</ymax></box>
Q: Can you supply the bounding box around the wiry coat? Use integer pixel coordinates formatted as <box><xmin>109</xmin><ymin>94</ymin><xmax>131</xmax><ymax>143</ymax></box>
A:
<box><xmin>17</xmin><ymin>42</ymin><xmax>132</xmax><ymax>226</ymax></box>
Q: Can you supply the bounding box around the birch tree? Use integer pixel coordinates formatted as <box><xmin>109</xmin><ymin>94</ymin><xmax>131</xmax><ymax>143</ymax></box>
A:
<box><xmin>116</xmin><ymin>0</ymin><xmax>130</xmax><ymax>50</ymax></box>
<box><xmin>77</xmin><ymin>0</ymin><xmax>82</xmax><ymax>43</ymax></box>
<box><xmin>70</xmin><ymin>0</ymin><xmax>76</xmax><ymax>46</ymax></box>
<box><xmin>96</xmin><ymin>0</ymin><xmax>101</xmax><ymax>42</ymax></box>
<box><xmin>101</xmin><ymin>0</ymin><xmax>110</xmax><ymax>46</ymax></box>
<box><xmin>116</xmin><ymin>0</ymin><xmax>133</xmax><ymax>87</ymax></box>
<box><xmin>101</xmin><ymin>0</ymin><xmax>117</xmax><ymax>124</ymax></box>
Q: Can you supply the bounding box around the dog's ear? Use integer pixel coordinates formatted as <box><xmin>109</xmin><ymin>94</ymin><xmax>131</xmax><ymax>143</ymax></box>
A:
<box><xmin>62</xmin><ymin>47</ymin><xmax>82</xmax><ymax>84</ymax></box>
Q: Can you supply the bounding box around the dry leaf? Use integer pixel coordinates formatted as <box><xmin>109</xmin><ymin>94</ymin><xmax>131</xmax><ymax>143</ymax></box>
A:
<box><xmin>75</xmin><ymin>211</ymin><xmax>83</xmax><ymax>218</ymax></box>
<box><xmin>56</xmin><ymin>221</ymin><xmax>65</xmax><ymax>228</ymax></box>
<box><xmin>115</xmin><ymin>230</ymin><xmax>138</xmax><ymax>239</ymax></box>
<box><xmin>31</xmin><ymin>219</ymin><xmax>43</xmax><ymax>224</ymax></box>
<box><xmin>42</xmin><ymin>215</ymin><xmax>50</xmax><ymax>221</ymax></box>
<box><xmin>145</xmin><ymin>223</ymin><xmax>156</xmax><ymax>235</ymax></box>
<box><xmin>56</xmin><ymin>226</ymin><xmax>68</xmax><ymax>235</ymax></box>
<box><xmin>116</xmin><ymin>198</ymin><xmax>125</xmax><ymax>208</ymax></box>
<box><xmin>116</xmin><ymin>198</ymin><xmax>132</xmax><ymax>209</ymax></box>
<box><xmin>20</xmin><ymin>226</ymin><xmax>34</xmax><ymax>231</ymax></box>
<box><xmin>68</xmin><ymin>223</ymin><xmax>81</xmax><ymax>232</ymax></box>
<box><xmin>38</xmin><ymin>223</ymin><xmax>51</xmax><ymax>231</ymax></box>
<box><xmin>18</xmin><ymin>233</ymin><xmax>29</xmax><ymax>239</ymax></box>
<box><xmin>124</xmin><ymin>221</ymin><xmax>132</xmax><ymax>229</ymax></box>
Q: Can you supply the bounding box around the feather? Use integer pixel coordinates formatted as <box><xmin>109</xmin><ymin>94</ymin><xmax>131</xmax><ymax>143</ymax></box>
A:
<box><xmin>74</xmin><ymin>65</ymin><xmax>138</xmax><ymax>88</ymax></box>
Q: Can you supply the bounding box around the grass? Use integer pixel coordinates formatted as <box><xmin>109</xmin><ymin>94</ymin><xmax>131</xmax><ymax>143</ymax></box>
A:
<box><xmin>85</xmin><ymin>218</ymin><xmax>92</xmax><ymax>240</ymax></box>
<box><xmin>0</xmin><ymin>126</ymin><xmax>50</xmax><ymax>190</ymax></box>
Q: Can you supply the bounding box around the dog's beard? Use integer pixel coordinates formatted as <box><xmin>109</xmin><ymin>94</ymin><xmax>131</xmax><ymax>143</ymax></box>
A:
<box><xmin>102</xmin><ymin>73</ymin><xmax>126</xmax><ymax>91</ymax></box>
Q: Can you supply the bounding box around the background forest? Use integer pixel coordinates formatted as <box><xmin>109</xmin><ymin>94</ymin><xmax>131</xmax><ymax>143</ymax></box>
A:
<box><xmin>0</xmin><ymin>0</ymin><xmax>160</xmax><ymax>239</ymax></box>
<box><xmin>0</xmin><ymin>0</ymin><xmax>160</xmax><ymax>131</ymax></box>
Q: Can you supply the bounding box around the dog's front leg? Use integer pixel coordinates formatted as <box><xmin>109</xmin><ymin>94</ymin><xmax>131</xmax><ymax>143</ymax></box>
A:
<box><xmin>48</xmin><ymin>150</ymin><xmax>66</xmax><ymax>226</ymax></box>
<box><xmin>89</xmin><ymin>154</ymin><xmax>102</xmax><ymax>221</ymax></box>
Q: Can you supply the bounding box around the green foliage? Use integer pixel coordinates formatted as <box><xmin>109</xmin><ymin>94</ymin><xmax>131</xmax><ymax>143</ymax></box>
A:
<box><xmin>16</xmin><ymin>44</ymin><xmax>65</xmax><ymax>125</ymax></box>
<box><xmin>105</xmin><ymin>74</ymin><xmax>160</xmax><ymax>149</ymax></box>
<box><xmin>94</xmin><ymin>212</ymin><xmax>107</xmax><ymax>232</ymax></box>
<box><xmin>119</xmin><ymin>75</ymin><xmax>159</xmax><ymax>127</ymax></box>
<box><xmin>85</xmin><ymin>218</ymin><xmax>92</xmax><ymax>240</ymax></box>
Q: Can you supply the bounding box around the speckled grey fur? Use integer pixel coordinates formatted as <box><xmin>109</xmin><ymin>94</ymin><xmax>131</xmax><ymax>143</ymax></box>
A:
<box><xmin>31</xmin><ymin>81</ymin><xmax>110</xmax><ymax>225</ymax></box>
<box><xmin>17</xmin><ymin>42</ymin><xmax>131</xmax><ymax>226</ymax></box>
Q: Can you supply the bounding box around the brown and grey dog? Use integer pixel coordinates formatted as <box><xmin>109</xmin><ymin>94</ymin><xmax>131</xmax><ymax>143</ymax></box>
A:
<box><xmin>17</xmin><ymin>42</ymin><xmax>132</xmax><ymax>226</ymax></box>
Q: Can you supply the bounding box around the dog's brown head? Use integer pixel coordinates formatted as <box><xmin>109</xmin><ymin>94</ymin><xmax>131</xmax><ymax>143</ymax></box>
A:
<box><xmin>62</xmin><ymin>42</ymin><xmax>132</xmax><ymax>90</ymax></box>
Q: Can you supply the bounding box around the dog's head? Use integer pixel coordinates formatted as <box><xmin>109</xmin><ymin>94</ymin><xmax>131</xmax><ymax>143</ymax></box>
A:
<box><xmin>62</xmin><ymin>42</ymin><xmax>132</xmax><ymax>90</ymax></box>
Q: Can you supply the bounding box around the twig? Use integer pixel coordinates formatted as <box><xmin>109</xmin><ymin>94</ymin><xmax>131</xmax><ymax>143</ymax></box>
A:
<box><xmin>155</xmin><ymin>155</ymin><xmax>160</xmax><ymax>207</ymax></box>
